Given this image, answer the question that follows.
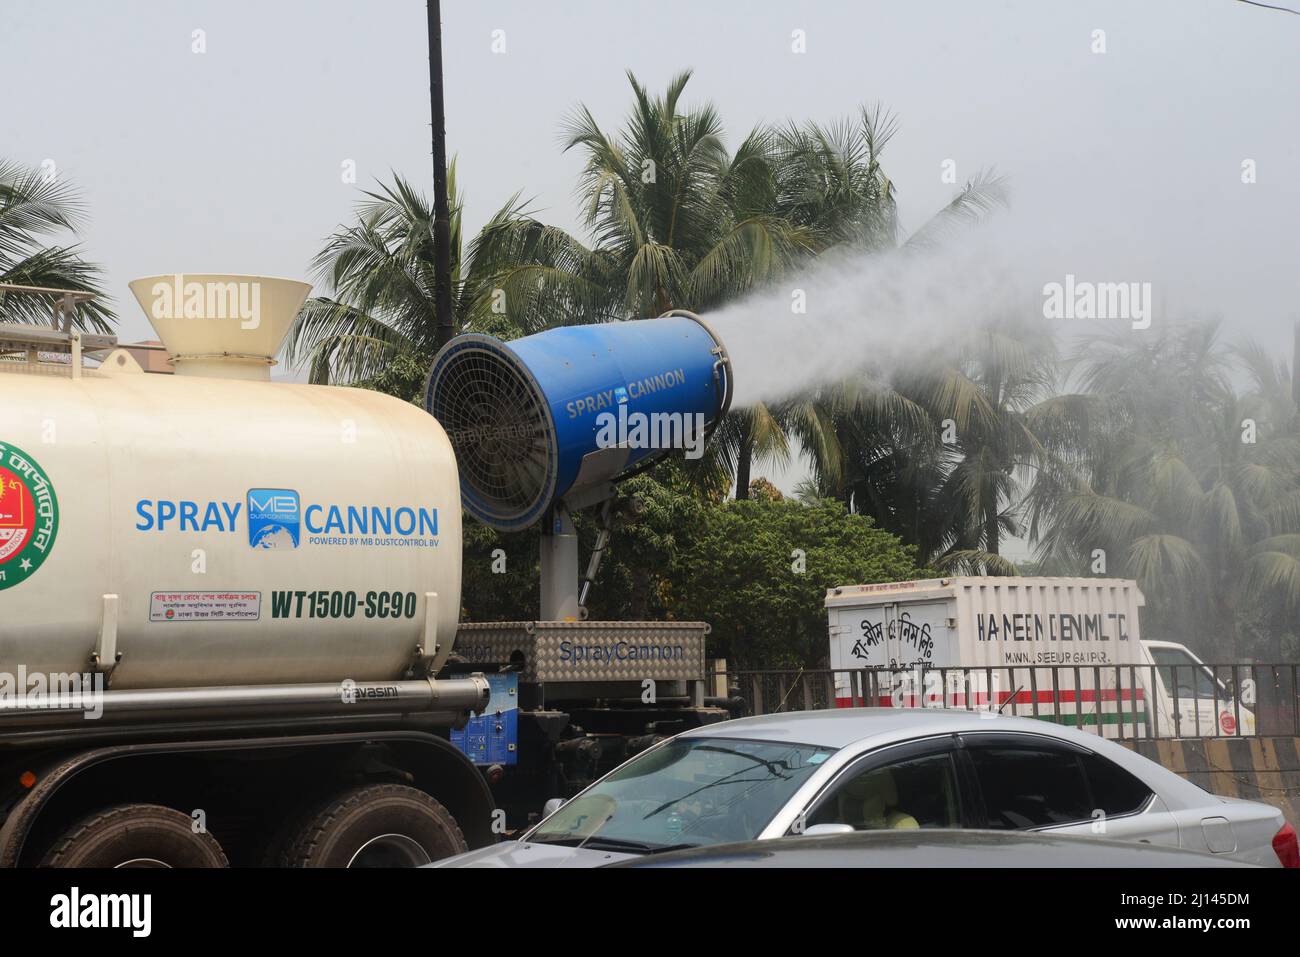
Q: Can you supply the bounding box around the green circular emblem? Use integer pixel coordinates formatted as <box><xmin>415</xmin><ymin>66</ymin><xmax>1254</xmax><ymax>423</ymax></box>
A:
<box><xmin>0</xmin><ymin>441</ymin><xmax>59</xmax><ymax>591</ymax></box>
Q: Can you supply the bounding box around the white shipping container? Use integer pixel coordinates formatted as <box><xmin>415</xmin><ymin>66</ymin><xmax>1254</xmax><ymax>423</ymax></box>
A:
<box><xmin>825</xmin><ymin>577</ymin><xmax>1150</xmax><ymax>737</ymax></box>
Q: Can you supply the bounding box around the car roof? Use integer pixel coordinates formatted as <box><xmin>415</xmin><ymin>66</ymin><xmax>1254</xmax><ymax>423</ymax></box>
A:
<box><xmin>609</xmin><ymin>829</ymin><xmax>1256</xmax><ymax>869</ymax></box>
<box><xmin>677</xmin><ymin>707</ymin><xmax>1224</xmax><ymax>811</ymax></box>
<box><xmin>679</xmin><ymin>707</ymin><xmax>1091</xmax><ymax>749</ymax></box>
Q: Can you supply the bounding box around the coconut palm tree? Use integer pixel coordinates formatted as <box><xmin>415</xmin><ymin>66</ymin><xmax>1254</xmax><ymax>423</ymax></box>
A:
<box><xmin>809</xmin><ymin>315</ymin><xmax>1059</xmax><ymax>573</ymax></box>
<box><xmin>463</xmin><ymin>71</ymin><xmax>822</xmax><ymax>496</ymax></box>
<box><xmin>762</xmin><ymin>108</ymin><xmax>1021</xmax><ymax>544</ymax></box>
<box><xmin>0</xmin><ymin>159</ymin><xmax>113</xmax><ymax>330</ymax></box>
<box><xmin>472</xmin><ymin>71</ymin><xmax>812</xmax><ymax>329</ymax></box>
<box><xmin>659</xmin><ymin>97</ymin><xmax>1012</xmax><ymax>500</ymax></box>
<box><xmin>1028</xmin><ymin>319</ymin><xmax>1300</xmax><ymax>656</ymax></box>
<box><xmin>284</xmin><ymin>162</ymin><xmax>548</xmax><ymax>397</ymax></box>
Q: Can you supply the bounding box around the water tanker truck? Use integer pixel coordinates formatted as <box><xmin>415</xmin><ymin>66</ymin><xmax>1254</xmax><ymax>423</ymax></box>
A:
<box><xmin>0</xmin><ymin>274</ymin><xmax>734</xmax><ymax>866</ymax></box>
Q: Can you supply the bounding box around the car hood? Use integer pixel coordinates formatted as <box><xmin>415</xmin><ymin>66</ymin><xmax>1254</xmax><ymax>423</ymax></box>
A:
<box><xmin>426</xmin><ymin>840</ymin><xmax>639</xmax><ymax>868</ymax></box>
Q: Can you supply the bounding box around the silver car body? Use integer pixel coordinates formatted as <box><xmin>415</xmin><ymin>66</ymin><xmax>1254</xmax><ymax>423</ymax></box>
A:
<box><xmin>610</xmin><ymin>829</ymin><xmax>1260</xmax><ymax>869</ymax></box>
<box><xmin>432</xmin><ymin>708</ymin><xmax>1287</xmax><ymax>868</ymax></box>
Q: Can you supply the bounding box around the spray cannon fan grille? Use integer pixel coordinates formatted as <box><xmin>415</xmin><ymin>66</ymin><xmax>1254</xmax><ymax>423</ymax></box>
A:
<box><xmin>426</xmin><ymin>337</ymin><xmax>556</xmax><ymax>528</ymax></box>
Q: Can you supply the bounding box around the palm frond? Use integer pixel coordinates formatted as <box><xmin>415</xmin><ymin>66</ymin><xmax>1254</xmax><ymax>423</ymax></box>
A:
<box><xmin>934</xmin><ymin>549</ymin><xmax>1021</xmax><ymax>576</ymax></box>
<box><xmin>901</xmin><ymin>170</ymin><xmax>1009</xmax><ymax>250</ymax></box>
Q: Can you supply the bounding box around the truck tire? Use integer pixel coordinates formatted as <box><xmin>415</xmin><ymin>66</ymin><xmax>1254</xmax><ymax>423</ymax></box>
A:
<box><xmin>40</xmin><ymin>804</ymin><xmax>229</xmax><ymax>868</ymax></box>
<box><xmin>258</xmin><ymin>798</ymin><xmax>322</xmax><ymax>868</ymax></box>
<box><xmin>280</xmin><ymin>783</ymin><xmax>466</xmax><ymax>868</ymax></box>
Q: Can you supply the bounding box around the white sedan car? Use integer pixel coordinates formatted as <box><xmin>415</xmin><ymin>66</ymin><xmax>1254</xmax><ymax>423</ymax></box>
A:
<box><xmin>433</xmin><ymin>709</ymin><xmax>1298</xmax><ymax>868</ymax></box>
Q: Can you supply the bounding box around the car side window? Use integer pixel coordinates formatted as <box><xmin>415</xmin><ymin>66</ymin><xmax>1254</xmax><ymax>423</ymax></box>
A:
<box><xmin>807</xmin><ymin>752</ymin><xmax>962</xmax><ymax>831</ymax></box>
<box><xmin>967</xmin><ymin>747</ymin><xmax>1092</xmax><ymax>829</ymax></box>
<box><xmin>1080</xmin><ymin>752</ymin><xmax>1152</xmax><ymax>817</ymax></box>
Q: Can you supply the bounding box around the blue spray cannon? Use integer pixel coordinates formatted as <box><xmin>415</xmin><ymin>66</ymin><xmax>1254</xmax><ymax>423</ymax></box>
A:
<box><xmin>426</xmin><ymin>310</ymin><xmax>732</xmax><ymax>619</ymax></box>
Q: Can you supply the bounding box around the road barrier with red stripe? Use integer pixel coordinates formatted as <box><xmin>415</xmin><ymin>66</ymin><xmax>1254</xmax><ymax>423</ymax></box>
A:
<box><xmin>710</xmin><ymin>664</ymin><xmax>1300</xmax><ymax>740</ymax></box>
<box><xmin>835</xmin><ymin>687</ymin><xmax>1147</xmax><ymax>730</ymax></box>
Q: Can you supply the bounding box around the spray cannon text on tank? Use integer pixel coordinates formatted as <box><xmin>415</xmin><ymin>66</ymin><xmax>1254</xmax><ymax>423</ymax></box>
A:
<box><xmin>132</xmin><ymin>492</ymin><xmax>440</xmax><ymax>547</ymax></box>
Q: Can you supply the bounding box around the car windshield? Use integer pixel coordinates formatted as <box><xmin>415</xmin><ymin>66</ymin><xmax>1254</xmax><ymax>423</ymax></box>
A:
<box><xmin>1150</xmin><ymin>647</ymin><xmax>1222</xmax><ymax>700</ymax></box>
<box><xmin>529</xmin><ymin>736</ymin><xmax>837</xmax><ymax>852</ymax></box>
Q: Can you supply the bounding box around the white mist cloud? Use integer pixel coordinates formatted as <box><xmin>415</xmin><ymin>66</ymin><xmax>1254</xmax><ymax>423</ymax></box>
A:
<box><xmin>714</xmin><ymin>239</ymin><xmax>1033</xmax><ymax>408</ymax></box>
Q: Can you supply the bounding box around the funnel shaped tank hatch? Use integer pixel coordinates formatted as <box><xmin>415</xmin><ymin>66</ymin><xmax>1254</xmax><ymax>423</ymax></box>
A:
<box><xmin>128</xmin><ymin>274</ymin><xmax>311</xmax><ymax>380</ymax></box>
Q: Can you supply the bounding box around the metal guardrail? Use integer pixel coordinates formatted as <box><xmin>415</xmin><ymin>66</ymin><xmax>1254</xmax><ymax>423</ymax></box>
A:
<box><xmin>705</xmin><ymin>663</ymin><xmax>1300</xmax><ymax>740</ymax></box>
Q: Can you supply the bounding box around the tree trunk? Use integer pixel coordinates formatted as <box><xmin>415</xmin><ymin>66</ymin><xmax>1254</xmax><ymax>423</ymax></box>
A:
<box><xmin>427</xmin><ymin>0</ymin><xmax>455</xmax><ymax>351</ymax></box>
<box><xmin>1214</xmin><ymin>569</ymin><xmax>1238</xmax><ymax>660</ymax></box>
<box><xmin>985</xmin><ymin>508</ymin><xmax>1000</xmax><ymax>558</ymax></box>
<box><xmin>656</xmin><ymin>288</ymin><xmax>673</xmax><ymax>318</ymax></box>
<box><xmin>735</xmin><ymin>426</ymin><xmax>753</xmax><ymax>501</ymax></box>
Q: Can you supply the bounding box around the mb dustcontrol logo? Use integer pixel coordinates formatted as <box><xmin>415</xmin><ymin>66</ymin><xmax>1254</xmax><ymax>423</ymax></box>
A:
<box><xmin>247</xmin><ymin>488</ymin><xmax>300</xmax><ymax>548</ymax></box>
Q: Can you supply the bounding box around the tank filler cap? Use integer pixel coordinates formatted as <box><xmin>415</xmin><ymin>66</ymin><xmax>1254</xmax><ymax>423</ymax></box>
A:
<box><xmin>128</xmin><ymin>274</ymin><xmax>311</xmax><ymax>381</ymax></box>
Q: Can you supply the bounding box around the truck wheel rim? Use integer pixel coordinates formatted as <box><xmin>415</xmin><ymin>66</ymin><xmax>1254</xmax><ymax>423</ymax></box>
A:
<box><xmin>115</xmin><ymin>858</ymin><xmax>171</xmax><ymax>868</ymax></box>
<box><xmin>346</xmin><ymin>834</ymin><xmax>432</xmax><ymax>868</ymax></box>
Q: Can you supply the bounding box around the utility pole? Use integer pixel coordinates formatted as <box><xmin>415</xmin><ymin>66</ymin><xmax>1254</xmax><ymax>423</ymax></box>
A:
<box><xmin>428</xmin><ymin>0</ymin><xmax>455</xmax><ymax>351</ymax></box>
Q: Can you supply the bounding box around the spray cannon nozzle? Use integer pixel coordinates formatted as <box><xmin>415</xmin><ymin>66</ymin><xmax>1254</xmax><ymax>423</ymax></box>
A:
<box><xmin>659</xmin><ymin>309</ymin><xmax>734</xmax><ymax>427</ymax></box>
<box><xmin>426</xmin><ymin>310</ymin><xmax>733</xmax><ymax>532</ymax></box>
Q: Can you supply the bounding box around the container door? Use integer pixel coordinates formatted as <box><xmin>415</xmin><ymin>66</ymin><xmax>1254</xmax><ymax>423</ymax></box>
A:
<box><xmin>829</xmin><ymin>602</ymin><xmax>893</xmax><ymax>707</ymax></box>
<box><xmin>830</xmin><ymin>598</ymin><xmax>954</xmax><ymax>708</ymax></box>
<box><xmin>884</xmin><ymin>600</ymin><xmax>953</xmax><ymax>709</ymax></box>
<box><xmin>885</xmin><ymin>600</ymin><xmax>953</xmax><ymax>670</ymax></box>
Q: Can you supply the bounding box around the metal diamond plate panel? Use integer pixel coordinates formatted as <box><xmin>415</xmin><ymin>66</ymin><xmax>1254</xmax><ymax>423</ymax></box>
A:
<box><xmin>454</xmin><ymin>620</ymin><xmax>709</xmax><ymax>682</ymax></box>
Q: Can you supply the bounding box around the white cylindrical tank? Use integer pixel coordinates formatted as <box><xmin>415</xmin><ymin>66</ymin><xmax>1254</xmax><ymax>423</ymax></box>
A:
<box><xmin>0</xmin><ymin>276</ymin><xmax>461</xmax><ymax>689</ymax></box>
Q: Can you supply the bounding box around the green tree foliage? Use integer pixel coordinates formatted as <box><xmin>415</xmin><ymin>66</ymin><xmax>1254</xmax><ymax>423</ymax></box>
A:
<box><xmin>285</xmin><ymin>162</ymin><xmax>535</xmax><ymax>392</ymax></box>
<box><xmin>304</xmin><ymin>72</ymin><xmax>1300</xmax><ymax>664</ymax></box>
<box><xmin>673</xmin><ymin>497</ymin><xmax>927</xmax><ymax>669</ymax></box>
<box><xmin>478</xmin><ymin>70</ymin><xmax>812</xmax><ymax>329</ymax></box>
<box><xmin>0</xmin><ymin>159</ymin><xmax>113</xmax><ymax>330</ymax></box>
<box><xmin>354</xmin><ymin>349</ymin><xmax>434</xmax><ymax>405</ymax></box>
<box><xmin>460</xmin><ymin>461</ymin><xmax>927</xmax><ymax>668</ymax></box>
<box><xmin>814</xmin><ymin>315</ymin><xmax>1058</xmax><ymax>576</ymax></box>
<box><xmin>460</xmin><ymin>461</ymin><xmax>712</xmax><ymax>624</ymax></box>
<box><xmin>1028</xmin><ymin>320</ymin><xmax>1300</xmax><ymax>660</ymax></box>
<box><xmin>460</xmin><ymin>517</ymin><xmax>540</xmax><ymax>623</ymax></box>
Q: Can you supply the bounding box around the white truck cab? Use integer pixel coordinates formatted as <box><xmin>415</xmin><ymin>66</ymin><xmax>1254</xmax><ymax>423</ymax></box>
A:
<box><xmin>1142</xmin><ymin>639</ymin><xmax>1256</xmax><ymax>737</ymax></box>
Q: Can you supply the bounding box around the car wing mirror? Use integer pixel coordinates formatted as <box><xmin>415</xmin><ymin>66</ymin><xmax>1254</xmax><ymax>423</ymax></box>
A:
<box><xmin>542</xmin><ymin>797</ymin><xmax>566</xmax><ymax>818</ymax></box>
<box><xmin>800</xmin><ymin>823</ymin><xmax>856</xmax><ymax>837</ymax></box>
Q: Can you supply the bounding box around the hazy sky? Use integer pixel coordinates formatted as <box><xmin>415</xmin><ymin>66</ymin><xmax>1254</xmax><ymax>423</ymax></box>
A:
<box><xmin>5</xmin><ymin>1</ymin><xmax>1296</xmax><ymax>321</ymax></box>
<box><xmin>6</xmin><ymin>2</ymin><xmax>1299</xmax><ymax>493</ymax></box>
